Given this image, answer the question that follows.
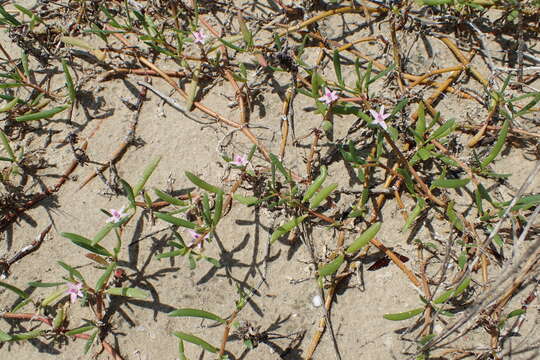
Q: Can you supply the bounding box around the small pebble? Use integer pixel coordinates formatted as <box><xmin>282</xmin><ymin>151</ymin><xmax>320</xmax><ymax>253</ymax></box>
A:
<box><xmin>312</xmin><ymin>294</ymin><xmax>323</xmax><ymax>307</ymax></box>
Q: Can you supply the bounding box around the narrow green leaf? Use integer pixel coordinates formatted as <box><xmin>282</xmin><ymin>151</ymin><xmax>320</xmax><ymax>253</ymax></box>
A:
<box><xmin>6</xmin><ymin>296</ymin><xmax>30</xmax><ymax>312</ymax></box>
<box><xmin>28</xmin><ymin>281</ymin><xmax>64</xmax><ymax>288</ymax></box>
<box><xmin>453</xmin><ymin>277</ymin><xmax>471</xmax><ymax>297</ymax></box>
<box><xmin>458</xmin><ymin>251</ymin><xmax>467</xmax><ymax>270</ymax></box>
<box><xmin>11</xmin><ymin>298</ymin><xmax>32</xmax><ymax>313</ymax></box>
<box><xmin>84</xmin><ymin>329</ymin><xmax>98</xmax><ymax>354</ymax></box>
<box><xmin>201</xmin><ymin>193</ymin><xmax>212</xmax><ymax>226</ymax></box>
<box><xmin>204</xmin><ymin>256</ymin><xmax>221</xmax><ymax>268</ymax></box>
<box><xmin>21</xmin><ymin>51</ymin><xmax>29</xmax><ymax>78</ymax></box>
<box><xmin>57</xmin><ymin>261</ymin><xmax>84</xmax><ymax>282</ymax></box>
<box><xmin>0</xmin><ymin>129</ymin><xmax>15</xmax><ymax>161</ymax></box>
<box><xmin>383</xmin><ymin>308</ymin><xmax>423</xmax><ymax>321</ymax></box>
<box><xmin>62</xmin><ymin>232</ymin><xmax>112</xmax><ymax>257</ymax></box>
<box><xmin>169</xmin><ymin>308</ymin><xmax>225</xmax><ymax>323</ymax></box>
<box><xmin>346</xmin><ymin>222</ymin><xmax>381</xmax><ymax>254</ymax></box>
<box><xmin>188</xmin><ymin>254</ymin><xmax>196</xmax><ymax>269</ymax></box>
<box><xmin>427</xmin><ymin>119</ymin><xmax>456</xmax><ymax>142</ymax></box>
<box><xmin>420</xmin><ymin>0</ymin><xmax>454</xmax><ymax>4</ymax></box>
<box><xmin>156</xmin><ymin>249</ymin><xmax>187</xmax><ymax>259</ymax></box>
<box><xmin>433</xmin><ymin>289</ymin><xmax>454</xmax><ymax>304</ymax></box>
<box><xmin>507</xmin><ymin>309</ymin><xmax>526</xmax><ymax>318</ymax></box>
<box><xmin>475</xmin><ymin>186</ymin><xmax>484</xmax><ymax>216</ymax></box>
<box><xmin>477</xmin><ymin>183</ymin><xmax>494</xmax><ymax>205</ymax></box>
<box><xmin>95</xmin><ymin>262</ymin><xmax>116</xmax><ymax>292</ymax></box>
<box><xmin>392</xmin><ymin>98</ymin><xmax>408</xmax><ymax>116</ymax></box>
<box><xmin>418</xmin><ymin>333</ymin><xmax>436</xmax><ymax>345</ymax></box>
<box><xmin>431</xmin><ymin>178</ymin><xmax>470</xmax><ymax>189</ymax></box>
<box><xmin>403</xmin><ymin>198</ymin><xmax>426</xmax><ymax>232</ymax></box>
<box><xmin>119</xmin><ymin>178</ymin><xmax>136</xmax><ymax>207</ymax></box>
<box><xmin>10</xmin><ymin>330</ymin><xmax>44</xmax><ymax>341</ymax></box>
<box><xmin>481</xmin><ymin>119</ymin><xmax>509</xmax><ymax>168</ymax></box>
<box><xmin>233</xmin><ymin>194</ymin><xmax>259</xmax><ymax>205</ymax></box>
<box><xmin>488</xmin><ymin>225</ymin><xmax>503</xmax><ymax>247</ymax></box>
<box><xmin>353</xmin><ymin>58</ymin><xmax>362</xmax><ymax>91</ymax></box>
<box><xmin>173</xmin><ymin>332</ymin><xmax>218</xmax><ymax>353</ymax></box>
<box><xmin>155</xmin><ymin>212</ymin><xmax>196</xmax><ymax>229</ymax></box>
<box><xmin>15</xmin><ymin>105</ymin><xmax>69</xmax><ymax>122</ymax></box>
<box><xmin>273</xmin><ymin>33</ymin><xmax>282</xmax><ymax>50</ymax></box>
<box><xmin>446</xmin><ymin>202</ymin><xmax>464</xmax><ymax>232</ymax></box>
<box><xmin>212</xmin><ymin>191</ymin><xmax>223</xmax><ymax>227</ymax></box>
<box><xmin>270</xmin><ymin>215</ymin><xmax>308</xmax><ymax>243</ymax></box>
<box><xmin>14</xmin><ymin>4</ymin><xmax>43</xmax><ymax>24</ymax></box>
<box><xmin>99</xmin><ymin>6</ymin><xmax>125</xmax><ymax>29</ymax></box>
<box><xmin>65</xmin><ymin>325</ymin><xmax>96</xmax><ymax>336</ymax></box>
<box><xmin>52</xmin><ymin>307</ymin><xmax>64</xmax><ymax>330</ymax></box>
<box><xmin>311</xmin><ymin>71</ymin><xmax>323</xmax><ymax>99</ymax></box>
<box><xmin>417</xmin><ymin>147</ymin><xmax>432</xmax><ymax>161</ymax></box>
<box><xmin>309</xmin><ymin>183</ymin><xmax>337</xmax><ymax>209</ymax></box>
<box><xmin>0</xmin><ymin>97</ymin><xmax>19</xmax><ymax>113</ymax></box>
<box><xmin>496</xmin><ymin>194</ymin><xmax>540</xmax><ymax>211</ymax></box>
<box><xmin>178</xmin><ymin>339</ymin><xmax>186</xmax><ymax>360</ymax></box>
<box><xmin>154</xmin><ymin>188</ymin><xmax>187</xmax><ymax>206</ymax></box>
<box><xmin>333</xmin><ymin>50</ymin><xmax>344</xmax><ymax>87</ymax></box>
<box><xmin>303</xmin><ymin>165</ymin><xmax>328</xmax><ymax>202</ymax></box>
<box><xmin>368</xmin><ymin>63</ymin><xmax>395</xmax><ymax>84</ymax></box>
<box><xmin>416</xmin><ymin>102</ymin><xmax>426</xmax><ymax>137</ymax></box>
<box><xmin>515</xmin><ymin>93</ymin><xmax>540</xmax><ymax>117</ymax></box>
<box><xmin>434</xmin><ymin>277</ymin><xmax>471</xmax><ymax>304</ymax></box>
<box><xmin>133</xmin><ymin>157</ymin><xmax>161</xmax><ymax>195</ymax></box>
<box><xmin>237</xmin><ymin>13</ymin><xmax>253</xmax><ymax>48</ymax></box>
<box><xmin>62</xmin><ymin>59</ymin><xmax>76</xmax><ymax>103</ymax></box>
<box><xmin>0</xmin><ymin>330</ymin><xmax>12</xmax><ymax>342</ymax></box>
<box><xmin>41</xmin><ymin>289</ymin><xmax>65</xmax><ymax>307</ymax></box>
<box><xmin>143</xmin><ymin>191</ymin><xmax>152</xmax><ymax>208</ymax></box>
<box><xmin>91</xmin><ymin>223</ymin><xmax>115</xmax><ymax>246</ymax></box>
<box><xmin>318</xmin><ymin>255</ymin><xmax>344</xmax><ymax>277</ymax></box>
<box><xmin>0</xmin><ymin>6</ymin><xmax>21</xmax><ymax>25</ymax></box>
<box><xmin>269</xmin><ymin>153</ymin><xmax>292</xmax><ymax>184</ymax></box>
<box><xmin>185</xmin><ymin>171</ymin><xmax>222</xmax><ymax>194</ymax></box>
<box><xmin>105</xmin><ymin>287</ymin><xmax>149</xmax><ymax>299</ymax></box>
<box><xmin>0</xmin><ymin>281</ymin><xmax>29</xmax><ymax>299</ymax></box>
<box><xmin>0</xmin><ymin>82</ymin><xmax>24</xmax><ymax>89</ymax></box>
<box><xmin>217</xmin><ymin>37</ymin><xmax>244</xmax><ymax>52</ymax></box>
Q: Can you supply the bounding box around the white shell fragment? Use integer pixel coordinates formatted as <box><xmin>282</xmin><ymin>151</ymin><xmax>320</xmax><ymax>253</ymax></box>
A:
<box><xmin>312</xmin><ymin>294</ymin><xmax>323</xmax><ymax>307</ymax></box>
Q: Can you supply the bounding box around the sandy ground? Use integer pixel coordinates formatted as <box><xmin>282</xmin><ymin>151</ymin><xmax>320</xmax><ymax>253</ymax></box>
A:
<box><xmin>1</xmin><ymin>1</ymin><xmax>539</xmax><ymax>359</ymax></box>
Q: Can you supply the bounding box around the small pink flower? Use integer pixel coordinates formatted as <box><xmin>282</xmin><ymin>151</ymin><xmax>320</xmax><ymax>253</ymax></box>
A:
<box><xmin>318</xmin><ymin>88</ymin><xmax>339</xmax><ymax>105</ymax></box>
<box><xmin>186</xmin><ymin>230</ymin><xmax>208</xmax><ymax>249</ymax></box>
<box><xmin>369</xmin><ymin>106</ymin><xmax>391</xmax><ymax>131</ymax></box>
<box><xmin>106</xmin><ymin>206</ymin><xmax>128</xmax><ymax>224</ymax></box>
<box><xmin>66</xmin><ymin>282</ymin><xmax>83</xmax><ymax>304</ymax></box>
<box><xmin>187</xmin><ymin>230</ymin><xmax>208</xmax><ymax>241</ymax></box>
<box><xmin>230</xmin><ymin>154</ymin><xmax>248</xmax><ymax>167</ymax></box>
<box><xmin>192</xmin><ymin>30</ymin><xmax>206</xmax><ymax>44</ymax></box>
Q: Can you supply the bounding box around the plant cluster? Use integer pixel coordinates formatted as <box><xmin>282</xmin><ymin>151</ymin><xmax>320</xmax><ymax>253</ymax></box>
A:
<box><xmin>0</xmin><ymin>1</ymin><xmax>539</xmax><ymax>359</ymax></box>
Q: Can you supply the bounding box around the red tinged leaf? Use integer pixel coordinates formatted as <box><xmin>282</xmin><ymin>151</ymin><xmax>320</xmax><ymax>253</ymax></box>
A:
<box><xmin>367</xmin><ymin>252</ymin><xmax>409</xmax><ymax>271</ymax></box>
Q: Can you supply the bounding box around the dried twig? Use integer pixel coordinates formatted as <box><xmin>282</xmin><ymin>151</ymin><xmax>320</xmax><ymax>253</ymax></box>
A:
<box><xmin>0</xmin><ymin>223</ymin><xmax>52</xmax><ymax>279</ymax></box>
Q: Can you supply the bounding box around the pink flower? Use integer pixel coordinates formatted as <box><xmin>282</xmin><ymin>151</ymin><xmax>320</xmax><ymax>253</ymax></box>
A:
<box><xmin>66</xmin><ymin>282</ymin><xmax>83</xmax><ymax>304</ymax></box>
<box><xmin>106</xmin><ymin>206</ymin><xmax>128</xmax><ymax>224</ymax></box>
<box><xmin>186</xmin><ymin>230</ymin><xmax>208</xmax><ymax>249</ymax></box>
<box><xmin>318</xmin><ymin>88</ymin><xmax>339</xmax><ymax>105</ymax></box>
<box><xmin>369</xmin><ymin>106</ymin><xmax>391</xmax><ymax>131</ymax></box>
<box><xmin>192</xmin><ymin>30</ymin><xmax>206</xmax><ymax>44</ymax></box>
<box><xmin>187</xmin><ymin>230</ymin><xmax>208</xmax><ymax>241</ymax></box>
<box><xmin>230</xmin><ymin>154</ymin><xmax>248</xmax><ymax>167</ymax></box>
